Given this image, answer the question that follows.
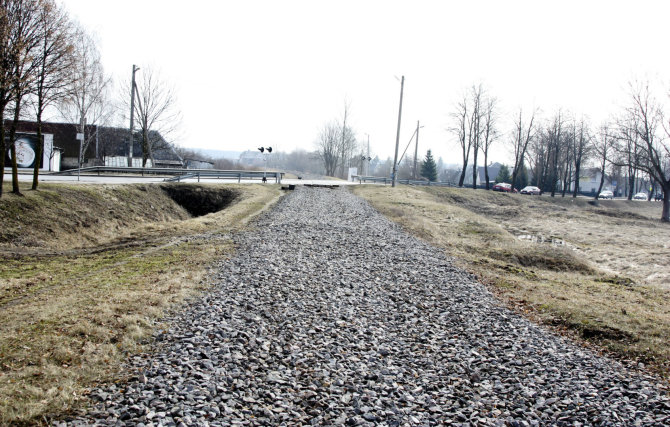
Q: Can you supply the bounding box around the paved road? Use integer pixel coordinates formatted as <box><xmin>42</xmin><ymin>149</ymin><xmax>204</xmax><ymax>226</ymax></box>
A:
<box><xmin>69</xmin><ymin>187</ymin><xmax>668</xmax><ymax>426</ymax></box>
<box><xmin>5</xmin><ymin>171</ymin><xmax>360</xmax><ymax>187</ymax></box>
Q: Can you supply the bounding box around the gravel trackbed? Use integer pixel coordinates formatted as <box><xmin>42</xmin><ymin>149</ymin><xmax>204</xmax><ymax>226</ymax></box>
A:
<box><xmin>73</xmin><ymin>187</ymin><xmax>670</xmax><ymax>426</ymax></box>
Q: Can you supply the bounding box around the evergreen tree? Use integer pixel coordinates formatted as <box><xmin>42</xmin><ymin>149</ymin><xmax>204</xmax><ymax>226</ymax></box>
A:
<box><xmin>421</xmin><ymin>149</ymin><xmax>438</xmax><ymax>182</ymax></box>
<box><xmin>513</xmin><ymin>163</ymin><xmax>529</xmax><ymax>189</ymax></box>
<box><xmin>495</xmin><ymin>164</ymin><xmax>511</xmax><ymax>183</ymax></box>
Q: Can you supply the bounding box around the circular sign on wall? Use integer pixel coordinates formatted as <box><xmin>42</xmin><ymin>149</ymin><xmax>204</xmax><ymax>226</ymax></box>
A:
<box><xmin>11</xmin><ymin>137</ymin><xmax>36</xmax><ymax>168</ymax></box>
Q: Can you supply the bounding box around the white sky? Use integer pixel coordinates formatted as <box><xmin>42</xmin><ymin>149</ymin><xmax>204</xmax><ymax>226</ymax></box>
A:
<box><xmin>59</xmin><ymin>0</ymin><xmax>670</xmax><ymax>166</ymax></box>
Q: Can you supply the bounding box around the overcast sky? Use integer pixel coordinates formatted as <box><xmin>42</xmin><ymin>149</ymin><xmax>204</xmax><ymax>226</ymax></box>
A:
<box><xmin>59</xmin><ymin>0</ymin><xmax>669</xmax><ymax>165</ymax></box>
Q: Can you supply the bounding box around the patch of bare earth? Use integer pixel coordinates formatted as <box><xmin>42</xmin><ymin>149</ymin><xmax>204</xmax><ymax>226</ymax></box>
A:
<box><xmin>353</xmin><ymin>185</ymin><xmax>670</xmax><ymax>379</ymax></box>
<box><xmin>0</xmin><ymin>182</ymin><xmax>282</xmax><ymax>425</ymax></box>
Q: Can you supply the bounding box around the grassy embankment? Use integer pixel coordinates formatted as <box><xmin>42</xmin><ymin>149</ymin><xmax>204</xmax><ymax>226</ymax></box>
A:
<box><xmin>353</xmin><ymin>185</ymin><xmax>670</xmax><ymax>378</ymax></box>
<box><xmin>0</xmin><ymin>182</ymin><xmax>281</xmax><ymax>425</ymax></box>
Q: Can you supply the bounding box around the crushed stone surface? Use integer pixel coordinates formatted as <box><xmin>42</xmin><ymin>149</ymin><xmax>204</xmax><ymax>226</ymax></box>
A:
<box><xmin>67</xmin><ymin>187</ymin><xmax>670</xmax><ymax>426</ymax></box>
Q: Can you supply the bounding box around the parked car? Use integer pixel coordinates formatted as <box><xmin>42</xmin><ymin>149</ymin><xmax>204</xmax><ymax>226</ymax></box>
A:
<box><xmin>598</xmin><ymin>190</ymin><xmax>613</xmax><ymax>199</ymax></box>
<box><xmin>492</xmin><ymin>182</ymin><xmax>517</xmax><ymax>193</ymax></box>
<box><xmin>633</xmin><ymin>192</ymin><xmax>648</xmax><ymax>200</ymax></box>
<box><xmin>520</xmin><ymin>186</ymin><xmax>541</xmax><ymax>195</ymax></box>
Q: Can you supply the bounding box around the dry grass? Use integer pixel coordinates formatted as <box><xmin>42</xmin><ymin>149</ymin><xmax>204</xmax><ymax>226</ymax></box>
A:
<box><xmin>0</xmin><ymin>182</ymin><xmax>282</xmax><ymax>425</ymax></box>
<box><xmin>353</xmin><ymin>185</ymin><xmax>670</xmax><ymax>378</ymax></box>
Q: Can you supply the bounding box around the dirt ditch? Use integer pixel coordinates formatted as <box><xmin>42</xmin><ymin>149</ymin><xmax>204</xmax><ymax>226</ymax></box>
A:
<box><xmin>0</xmin><ymin>183</ymin><xmax>240</xmax><ymax>255</ymax></box>
<box><xmin>160</xmin><ymin>184</ymin><xmax>240</xmax><ymax>217</ymax></box>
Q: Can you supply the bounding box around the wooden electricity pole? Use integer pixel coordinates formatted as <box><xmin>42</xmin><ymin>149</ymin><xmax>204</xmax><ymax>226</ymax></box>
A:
<box><xmin>392</xmin><ymin>75</ymin><xmax>404</xmax><ymax>187</ymax></box>
<box><xmin>128</xmin><ymin>64</ymin><xmax>139</xmax><ymax>167</ymax></box>
<box><xmin>413</xmin><ymin>120</ymin><xmax>420</xmax><ymax>179</ymax></box>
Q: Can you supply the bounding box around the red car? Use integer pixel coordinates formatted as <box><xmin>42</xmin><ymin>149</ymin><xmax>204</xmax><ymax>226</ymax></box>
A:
<box><xmin>492</xmin><ymin>182</ymin><xmax>517</xmax><ymax>193</ymax></box>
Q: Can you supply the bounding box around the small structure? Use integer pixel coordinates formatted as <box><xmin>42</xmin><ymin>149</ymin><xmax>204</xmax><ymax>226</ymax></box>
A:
<box><xmin>184</xmin><ymin>158</ymin><xmax>214</xmax><ymax>169</ymax></box>
<box><xmin>2</xmin><ymin>131</ymin><xmax>58</xmax><ymax>171</ymax></box>
<box><xmin>5</xmin><ymin>121</ymin><xmax>183</xmax><ymax>170</ymax></box>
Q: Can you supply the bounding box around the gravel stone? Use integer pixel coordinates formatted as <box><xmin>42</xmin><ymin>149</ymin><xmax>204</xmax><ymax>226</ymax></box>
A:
<box><xmin>67</xmin><ymin>187</ymin><xmax>669</xmax><ymax>425</ymax></box>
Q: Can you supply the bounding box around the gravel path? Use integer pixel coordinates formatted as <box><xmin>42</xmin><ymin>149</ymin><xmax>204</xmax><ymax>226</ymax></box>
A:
<box><xmin>73</xmin><ymin>187</ymin><xmax>669</xmax><ymax>426</ymax></box>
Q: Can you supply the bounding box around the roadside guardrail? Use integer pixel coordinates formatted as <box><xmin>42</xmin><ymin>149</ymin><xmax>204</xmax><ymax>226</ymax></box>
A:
<box><xmin>51</xmin><ymin>166</ymin><xmax>283</xmax><ymax>184</ymax></box>
<box><xmin>164</xmin><ymin>170</ymin><xmax>283</xmax><ymax>183</ymax></box>
<box><xmin>352</xmin><ymin>176</ymin><xmax>458</xmax><ymax>187</ymax></box>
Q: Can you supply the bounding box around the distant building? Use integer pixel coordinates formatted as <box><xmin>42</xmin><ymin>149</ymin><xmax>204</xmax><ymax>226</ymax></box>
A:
<box><xmin>571</xmin><ymin>167</ymin><xmax>612</xmax><ymax>195</ymax></box>
<box><xmin>457</xmin><ymin>162</ymin><xmax>510</xmax><ymax>186</ymax></box>
<box><xmin>2</xmin><ymin>130</ymin><xmax>59</xmax><ymax>171</ymax></box>
<box><xmin>477</xmin><ymin>162</ymin><xmax>505</xmax><ymax>185</ymax></box>
<box><xmin>3</xmin><ymin>121</ymin><xmax>183</xmax><ymax>170</ymax></box>
<box><xmin>184</xmin><ymin>158</ymin><xmax>214</xmax><ymax>169</ymax></box>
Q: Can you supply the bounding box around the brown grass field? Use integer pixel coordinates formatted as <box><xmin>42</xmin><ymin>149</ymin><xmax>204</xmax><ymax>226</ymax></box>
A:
<box><xmin>353</xmin><ymin>185</ymin><xmax>670</xmax><ymax>379</ymax></box>
<box><xmin>0</xmin><ymin>182</ymin><xmax>282</xmax><ymax>425</ymax></box>
<box><xmin>1</xmin><ymin>181</ymin><xmax>668</xmax><ymax>424</ymax></box>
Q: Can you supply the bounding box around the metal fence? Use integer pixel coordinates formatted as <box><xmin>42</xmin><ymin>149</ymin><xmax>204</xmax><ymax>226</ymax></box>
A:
<box><xmin>164</xmin><ymin>170</ymin><xmax>283</xmax><ymax>183</ymax></box>
<box><xmin>352</xmin><ymin>175</ymin><xmax>458</xmax><ymax>187</ymax></box>
<box><xmin>52</xmin><ymin>166</ymin><xmax>283</xmax><ymax>183</ymax></box>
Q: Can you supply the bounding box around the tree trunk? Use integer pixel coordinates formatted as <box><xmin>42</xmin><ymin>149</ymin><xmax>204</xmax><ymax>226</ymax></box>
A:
<box><xmin>561</xmin><ymin>164</ymin><xmax>570</xmax><ymax>197</ymax></box>
<box><xmin>662</xmin><ymin>187</ymin><xmax>669</xmax><ymax>222</ymax></box>
<box><xmin>32</xmin><ymin>111</ymin><xmax>44</xmax><ymax>190</ymax></box>
<box><xmin>458</xmin><ymin>164</ymin><xmax>466</xmax><ymax>187</ymax></box>
<box><xmin>628</xmin><ymin>173</ymin><xmax>635</xmax><ymax>200</ymax></box>
<box><xmin>472</xmin><ymin>150</ymin><xmax>478</xmax><ymax>189</ymax></box>
<box><xmin>572</xmin><ymin>160</ymin><xmax>581</xmax><ymax>198</ymax></box>
<box><xmin>596</xmin><ymin>170</ymin><xmax>606</xmax><ymax>200</ymax></box>
<box><xmin>550</xmin><ymin>146</ymin><xmax>559</xmax><ymax>198</ymax></box>
<box><xmin>142</xmin><ymin>128</ymin><xmax>150</xmax><ymax>167</ymax></box>
<box><xmin>9</xmin><ymin>97</ymin><xmax>22</xmax><ymax>195</ymax></box>
<box><xmin>0</xmin><ymin>112</ymin><xmax>5</xmax><ymax>198</ymax></box>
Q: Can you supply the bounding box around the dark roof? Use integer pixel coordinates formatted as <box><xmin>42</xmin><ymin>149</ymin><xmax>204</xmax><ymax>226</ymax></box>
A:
<box><xmin>477</xmin><ymin>162</ymin><xmax>505</xmax><ymax>182</ymax></box>
<box><xmin>7</xmin><ymin>120</ymin><xmax>96</xmax><ymax>158</ymax></box>
<box><xmin>6</xmin><ymin>120</ymin><xmax>181</xmax><ymax>163</ymax></box>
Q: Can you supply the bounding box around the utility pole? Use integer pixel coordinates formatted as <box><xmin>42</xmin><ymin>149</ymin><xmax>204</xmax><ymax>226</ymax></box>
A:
<box><xmin>412</xmin><ymin>120</ymin><xmax>420</xmax><ymax>179</ymax></box>
<box><xmin>128</xmin><ymin>65</ymin><xmax>139</xmax><ymax>167</ymax></box>
<box><xmin>392</xmin><ymin>75</ymin><xmax>404</xmax><ymax>187</ymax></box>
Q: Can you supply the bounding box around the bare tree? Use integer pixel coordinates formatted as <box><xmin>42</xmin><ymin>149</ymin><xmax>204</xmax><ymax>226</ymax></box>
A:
<box><xmin>30</xmin><ymin>0</ymin><xmax>73</xmax><ymax>189</ymax></box>
<box><xmin>315</xmin><ymin>102</ymin><xmax>356</xmax><ymax>178</ymax></box>
<box><xmin>469</xmin><ymin>85</ymin><xmax>483</xmax><ymax>189</ymax></box>
<box><xmin>0</xmin><ymin>1</ymin><xmax>18</xmax><ymax>197</ymax></box>
<box><xmin>593</xmin><ymin>123</ymin><xmax>614</xmax><ymax>199</ymax></box>
<box><xmin>2</xmin><ymin>0</ymin><xmax>42</xmax><ymax>195</ymax></box>
<box><xmin>560</xmin><ymin>117</ymin><xmax>574</xmax><ymax>197</ymax></box>
<box><xmin>547</xmin><ymin>112</ymin><xmax>564</xmax><ymax>197</ymax></box>
<box><xmin>336</xmin><ymin>102</ymin><xmax>356</xmax><ymax>179</ymax></box>
<box><xmin>450</xmin><ymin>92</ymin><xmax>470</xmax><ymax>187</ymax></box>
<box><xmin>316</xmin><ymin>121</ymin><xmax>339</xmax><ymax>177</ymax></box>
<box><xmin>119</xmin><ymin>66</ymin><xmax>181</xmax><ymax>167</ymax></box>
<box><xmin>58</xmin><ymin>25</ymin><xmax>111</xmax><ymax>167</ymax></box>
<box><xmin>448</xmin><ymin>84</ymin><xmax>491</xmax><ymax>189</ymax></box>
<box><xmin>480</xmin><ymin>96</ymin><xmax>497</xmax><ymax>189</ymax></box>
<box><xmin>571</xmin><ymin>117</ymin><xmax>591</xmax><ymax>198</ymax></box>
<box><xmin>612</xmin><ymin>111</ymin><xmax>643</xmax><ymax>199</ymax></box>
<box><xmin>509</xmin><ymin>107</ymin><xmax>537</xmax><ymax>193</ymax></box>
<box><xmin>622</xmin><ymin>81</ymin><xmax>670</xmax><ymax>221</ymax></box>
